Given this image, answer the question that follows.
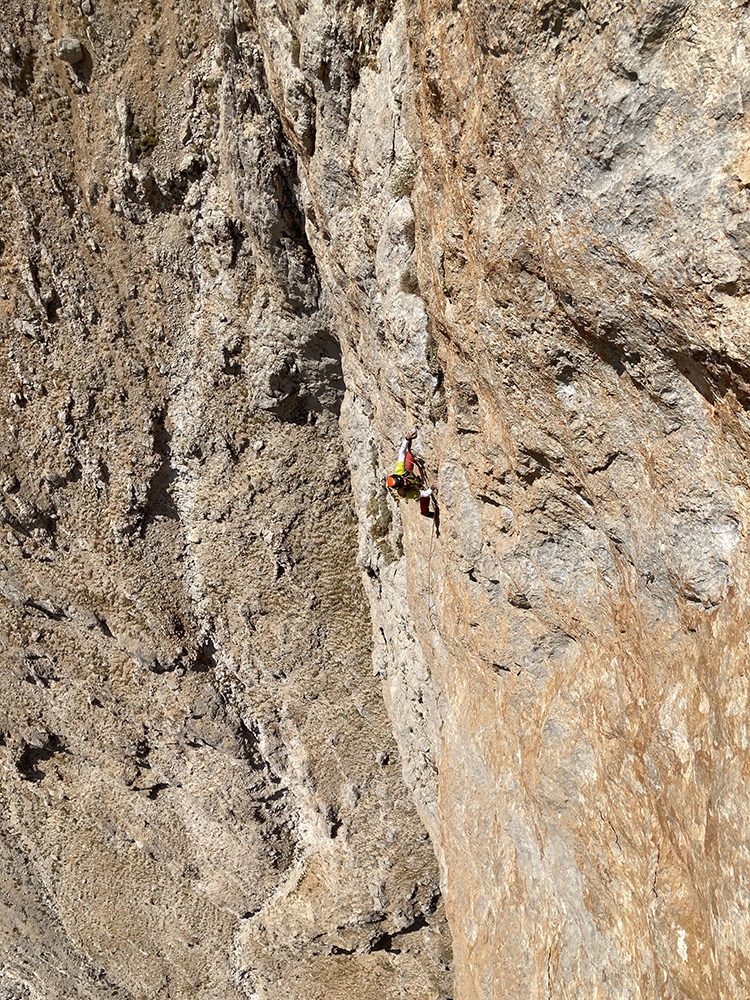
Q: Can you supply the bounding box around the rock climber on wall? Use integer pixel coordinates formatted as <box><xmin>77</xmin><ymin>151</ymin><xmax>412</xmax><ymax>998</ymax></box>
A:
<box><xmin>387</xmin><ymin>426</ymin><xmax>435</xmax><ymax>518</ymax></box>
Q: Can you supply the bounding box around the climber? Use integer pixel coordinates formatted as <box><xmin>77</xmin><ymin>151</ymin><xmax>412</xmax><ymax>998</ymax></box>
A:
<box><xmin>387</xmin><ymin>426</ymin><xmax>435</xmax><ymax>518</ymax></box>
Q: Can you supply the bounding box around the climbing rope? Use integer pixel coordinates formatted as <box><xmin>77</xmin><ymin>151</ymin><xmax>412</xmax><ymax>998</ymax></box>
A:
<box><xmin>426</xmin><ymin>495</ymin><xmax>437</xmax><ymax>630</ymax></box>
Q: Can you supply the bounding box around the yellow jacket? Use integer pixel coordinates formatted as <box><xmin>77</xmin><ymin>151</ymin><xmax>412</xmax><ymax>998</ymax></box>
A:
<box><xmin>389</xmin><ymin>461</ymin><xmax>422</xmax><ymax>501</ymax></box>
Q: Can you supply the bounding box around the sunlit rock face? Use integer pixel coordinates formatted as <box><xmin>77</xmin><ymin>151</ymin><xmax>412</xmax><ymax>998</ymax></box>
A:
<box><xmin>3</xmin><ymin>0</ymin><xmax>750</xmax><ymax>997</ymax></box>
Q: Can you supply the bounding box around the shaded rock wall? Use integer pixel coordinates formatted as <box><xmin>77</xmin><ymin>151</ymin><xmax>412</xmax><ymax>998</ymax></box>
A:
<box><xmin>0</xmin><ymin>1</ymin><xmax>449</xmax><ymax>997</ymax></box>
<box><xmin>3</xmin><ymin>0</ymin><xmax>750</xmax><ymax>998</ymax></box>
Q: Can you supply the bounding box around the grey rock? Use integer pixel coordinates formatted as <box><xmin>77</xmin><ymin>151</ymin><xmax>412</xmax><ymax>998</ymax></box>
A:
<box><xmin>8</xmin><ymin>0</ymin><xmax>750</xmax><ymax>997</ymax></box>
<box><xmin>56</xmin><ymin>36</ymin><xmax>83</xmax><ymax>63</ymax></box>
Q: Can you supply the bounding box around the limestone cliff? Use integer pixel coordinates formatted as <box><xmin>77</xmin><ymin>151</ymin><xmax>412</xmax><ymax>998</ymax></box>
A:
<box><xmin>2</xmin><ymin>0</ymin><xmax>750</xmax><ymax>998</ymax></box>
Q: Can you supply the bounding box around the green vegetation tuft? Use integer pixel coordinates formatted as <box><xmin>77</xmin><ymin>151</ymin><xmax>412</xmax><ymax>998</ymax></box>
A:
<box><xmin>367</xmin><ymin>494</ymin><xmax>401</xmax><ymax>563</ymax></box>
<box><xmin>391</xmin><ymin>155</ymin><xmax>418</xmax><ymax>198</ymax></box>
<box><xmin>367</xmin><ymin>494</ymin><xmax>392</xmax><ymax>540</ymax></box>
<box><xmin>202</xmin><ymin>78</ymin><xmax>220</xmax><ymax>116</ymax></box>
<box><xmin>128</xmin><ymin>119</ymin><xmax>159</xmax><ymax>160</ymax></box>
<box><xmin>430</xmin><ymin>387</ymin><xmax>448</xmax><ymax>423</ymax></box>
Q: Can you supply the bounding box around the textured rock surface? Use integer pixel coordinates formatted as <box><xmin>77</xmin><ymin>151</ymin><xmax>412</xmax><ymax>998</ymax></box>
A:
<box><xmin>3</xmin><ymin>0</ymin><xmax>750</xmax><ymax>998</ymax></box>
<box><xmin>397</xmin><ymin>4</ymin><xmax>750</xmax><ymax>997</ymax></box>
<box><xmin>0</xmin><ymin>2</ymin><xmax>449</xmax><ymax>998</ymax></box>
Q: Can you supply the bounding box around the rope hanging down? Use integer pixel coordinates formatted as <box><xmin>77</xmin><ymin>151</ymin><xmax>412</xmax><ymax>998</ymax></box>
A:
<box><xmin>426</xmin><ymin>499</ymin><xmax>437</xmax><ymax>630</ymax></box>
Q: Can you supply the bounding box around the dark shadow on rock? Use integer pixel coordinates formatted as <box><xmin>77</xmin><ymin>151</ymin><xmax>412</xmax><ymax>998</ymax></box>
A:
<box><xmin>16</xmin><ymin>734</ymin><xmax>66</xmax><ymax>782</ymax></box>
<box><xmin>668</xmin><ymin>348</ymin><xmax>750</xmax><ymax>411</ymax></box>
<box><xmin>269</xmin><ymin>330</ymin><xmax>344</xmax><ymax>424</ymax></box>
<box><xmin>76</xmin><ymin>46</ymin><xmax>94</xmax><ymax>85</ymax></box>
<box><xmin>193</xmin><ymin>637</ymin><xmax>217</xmax><ymax>673</ymax></box>
<box><xmin>139</xmin><ymin>410</ymin><xmax>179</xmax><ymax>536</ymax></box>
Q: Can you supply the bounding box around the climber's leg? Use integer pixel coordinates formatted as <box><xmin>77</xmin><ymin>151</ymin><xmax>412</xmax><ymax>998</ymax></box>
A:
<box><xmin>420</xmin><ymin>496</ymin><xmax>434</xmax><ymax>518</ymax></box>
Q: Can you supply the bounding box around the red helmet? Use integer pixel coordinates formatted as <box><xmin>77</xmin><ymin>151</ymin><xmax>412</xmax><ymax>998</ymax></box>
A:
<box><xmin>387</xmin><ymin>475</ymin><xmax>404</xmax><ymax>489</ymax></box>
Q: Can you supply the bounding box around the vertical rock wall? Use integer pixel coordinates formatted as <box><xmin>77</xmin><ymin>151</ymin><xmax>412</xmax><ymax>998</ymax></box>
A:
<box><xmin>0</xmin><ymin>1</ymin><xmax>450</xmax><ymax>998</ymax></box>
<box><xmin>4</xmin><ymin>0</ymin><xmax>750</xmax><ymax>998</ymax></box>
<box><xmin>401</xmin><ymin>3</ymin><xmax>750</xmax><ymax>997</ymax></box>
<box><xmin>270</xmin><ymin>0</ymin><xmax>750</xmax><ymax>996</ymax></box>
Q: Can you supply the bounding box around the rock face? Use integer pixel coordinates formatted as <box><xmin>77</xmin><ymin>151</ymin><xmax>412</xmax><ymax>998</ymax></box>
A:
<box><xmin>2</xmin><ymin>0</ymin><xmax>750</xmax><ymax>998</ymax></box>
<box><xmin>0</xmin><ymin>2</ymin><xmax>449</xmax><ymax>998</ymax></box>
